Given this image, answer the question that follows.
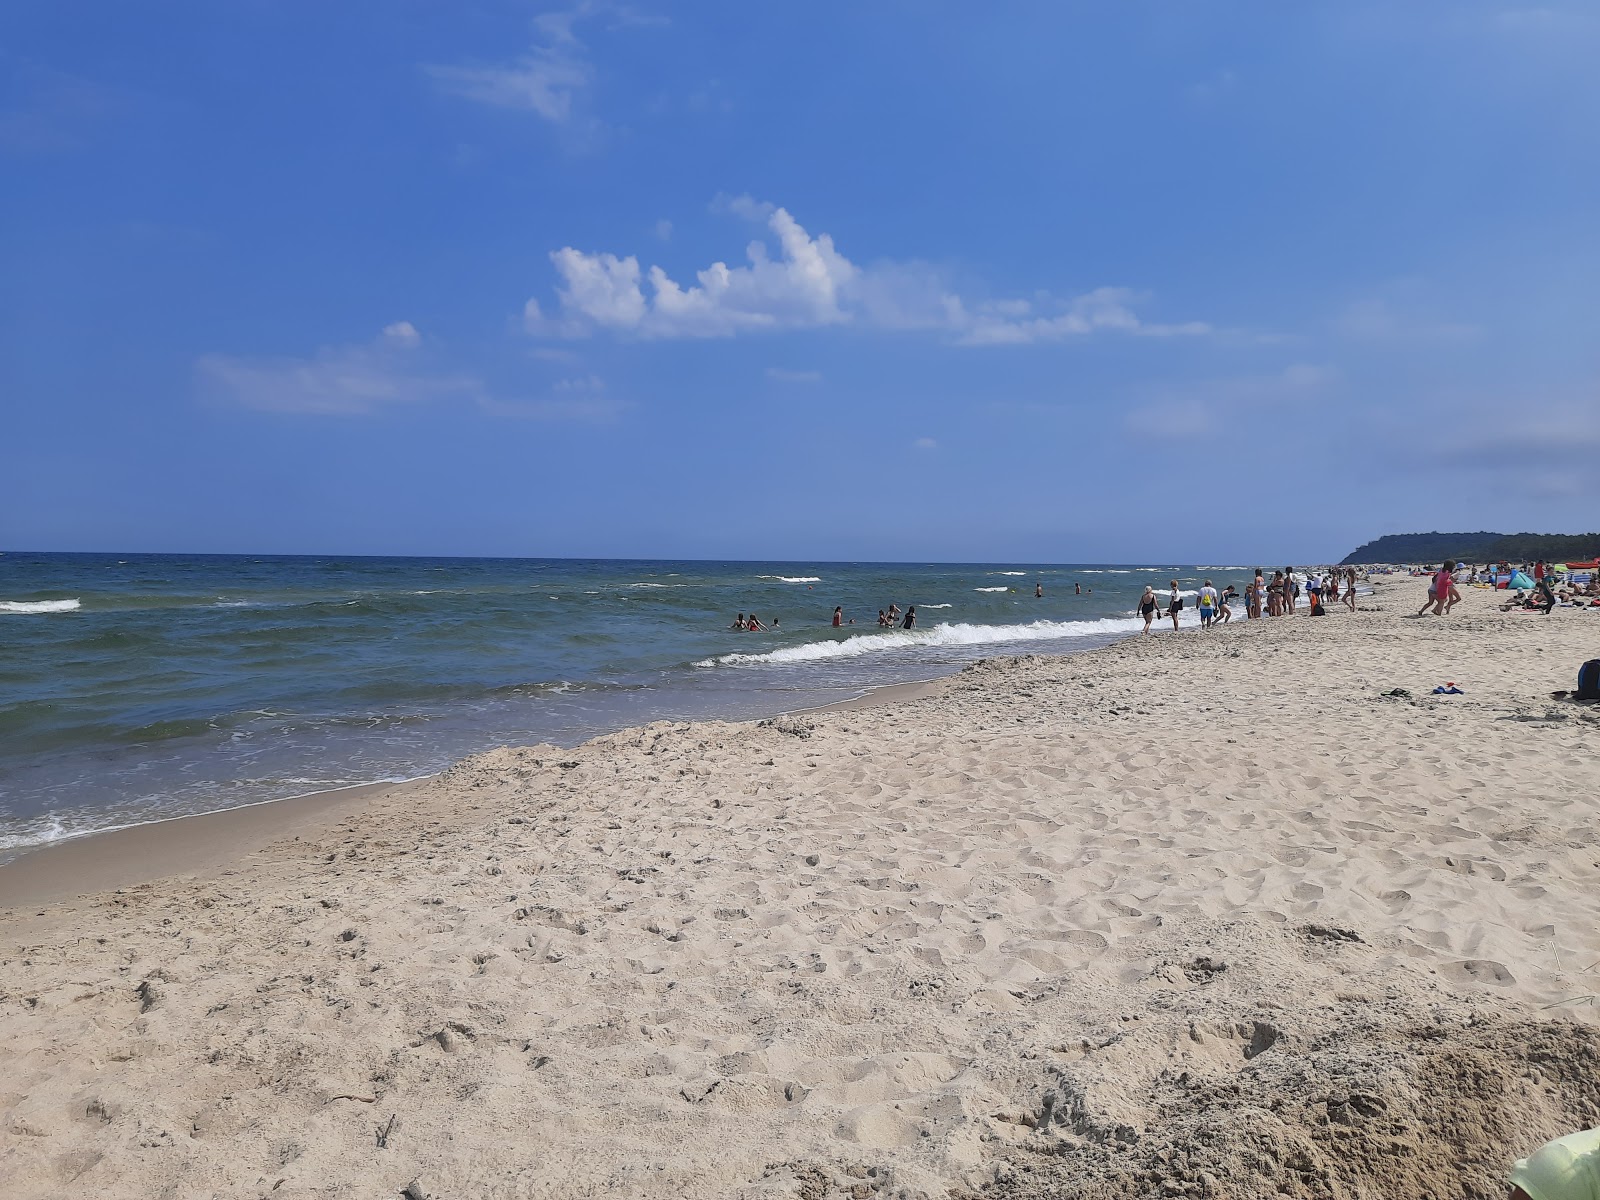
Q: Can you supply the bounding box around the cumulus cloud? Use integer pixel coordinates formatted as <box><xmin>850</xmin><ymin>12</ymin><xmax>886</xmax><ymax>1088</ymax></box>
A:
<box><xmin>526</xmin><ymin>198</ymin><xmax>1210</xmax><ymax>345</ymax></box>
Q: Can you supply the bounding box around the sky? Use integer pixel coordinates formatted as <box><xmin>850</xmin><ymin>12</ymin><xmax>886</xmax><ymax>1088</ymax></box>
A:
<box><xmin>3</xmin><ymin>1</ymin><xmax>1597</xmax><ymax>564</ymax></box>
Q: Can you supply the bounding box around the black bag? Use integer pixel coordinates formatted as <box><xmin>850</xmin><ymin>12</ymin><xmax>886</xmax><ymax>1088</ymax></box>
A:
<box><xmin>1578</xmin><ymin>659</ymin><xmax>1600</xmax><ymax>702</ymax></box>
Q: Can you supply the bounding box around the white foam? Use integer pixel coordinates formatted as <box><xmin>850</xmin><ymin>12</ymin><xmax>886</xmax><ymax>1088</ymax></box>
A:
<box><xmin>921</xmin><ymin>603</ymin><xmax>953</xmax><ymax>609</ymax></box>
<box><xmin>697</xmin><ymin>616</ymin><xmax>1147</xmax><ymax>668</ymax></box>
<box><xmin>998</xmin><ymin>571</ymin><xmax>1027</xmax><ymax>576</ymax></box>
<box><xmin>756</xmin><ymin>576</ymin><xmax>821</xmax><ymax>584</ymax></box>
<box><xmin>1</xmin><ymin>598</ymin><xmax>80</xmax><ymax>614</ymax></box>
<box><xmin>975</xmin><ymin>586</ymin><xmax>1011</xmax><ymax>592</ymax></box>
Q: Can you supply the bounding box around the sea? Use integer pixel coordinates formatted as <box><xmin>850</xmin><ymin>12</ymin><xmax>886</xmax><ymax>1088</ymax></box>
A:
<box><xmin>0</xmin><ymin>553</ymin><xmax>1252</xmax><ymax>859</ymax></box>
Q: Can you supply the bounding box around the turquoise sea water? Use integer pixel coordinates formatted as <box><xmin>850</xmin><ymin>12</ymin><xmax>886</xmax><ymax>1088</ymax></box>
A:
<box><xmin>0</xmin><ymin>553</ymin><xmax>1250</xmax><ymax>854</ymax></box>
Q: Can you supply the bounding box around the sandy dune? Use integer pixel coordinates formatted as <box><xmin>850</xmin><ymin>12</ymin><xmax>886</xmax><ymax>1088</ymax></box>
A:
<box><xmin>3</xmin><ymin>579</ymin><xmax>1599</xmax><ymax>1198</ymax></box>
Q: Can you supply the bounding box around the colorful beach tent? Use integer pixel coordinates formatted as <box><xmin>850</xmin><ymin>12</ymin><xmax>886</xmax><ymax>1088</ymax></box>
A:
<box><xmin>1509</xmin><ymin>571</ymin><xmax>1536</xmax><ymax>590</ymax></box>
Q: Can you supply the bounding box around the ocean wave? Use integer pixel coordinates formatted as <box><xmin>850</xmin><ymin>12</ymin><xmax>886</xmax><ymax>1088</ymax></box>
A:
<box><xmin>997</xmin><ymin>571</ymin><xmax>1027</xmax><ymax>576</ymax></box>
<box><xmin>696</xmin><ymin>616</ymin><xmax>1146</xmax><ymax>668</ymax></box>
<box><xmin>1</xmin><ymin>598</ymin><xmax>80</xmax><ymax>614</ymax></box>
<box><xmin>756</xmin><ymin>576</ymin><xmax>821</xmax><ymax>584</ymax></box>
<box><xmin>975</xmin><ymin>586</ymin><xmax>1011</xmax><ymax>592</ymax></box>
<box><xmin>921</xmin><ymin>603</ymin><xmax>953</xmax><ymax>609</ymax></box>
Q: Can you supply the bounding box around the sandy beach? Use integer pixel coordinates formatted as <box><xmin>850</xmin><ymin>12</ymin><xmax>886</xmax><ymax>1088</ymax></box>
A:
<box><xmin>4</xmin><ymin>577</ymin><xmax>1599</xmax><ymax>1199</ymax></box>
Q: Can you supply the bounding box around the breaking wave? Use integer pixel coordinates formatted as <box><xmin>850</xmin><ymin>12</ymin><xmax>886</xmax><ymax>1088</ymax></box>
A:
<box><xmin>757</xmin><ymin>576</ymin><xmax>822</xmax><ymax>584</ymax></box>
<box><xmin>696</xmin><ymin>616</ymin><xmax>1146</xmax><ymax>668</ymax></box>
<box><xmin>1</xmin><ymin>598</ymin><xmax>80</xmax><ymax>614</ymax></box>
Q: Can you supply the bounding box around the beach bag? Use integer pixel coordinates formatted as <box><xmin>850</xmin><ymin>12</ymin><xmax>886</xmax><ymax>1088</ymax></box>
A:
<box><xmin>1578</xmin><ymin>659</ymin><xmax>1600</xmax><ymax>702</ymax></box>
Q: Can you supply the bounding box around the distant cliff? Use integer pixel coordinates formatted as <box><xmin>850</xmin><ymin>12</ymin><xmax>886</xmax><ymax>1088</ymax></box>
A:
<box><xmin>1340</xmin><ymin>531</ymin><xmax>1600</xmax><ymax>566</ymax></box>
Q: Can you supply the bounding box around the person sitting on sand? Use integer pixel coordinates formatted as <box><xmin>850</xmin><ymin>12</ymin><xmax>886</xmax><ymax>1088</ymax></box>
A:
<box><xmin>1507</xmin><ymin>1124</ymin><xmax>1600</xmax><ymax>1200</ymax></box>
<box><xmin>1138</xmin><ymin>586</ymin><xmax>1159</xmax><ymax>634</ymax></box>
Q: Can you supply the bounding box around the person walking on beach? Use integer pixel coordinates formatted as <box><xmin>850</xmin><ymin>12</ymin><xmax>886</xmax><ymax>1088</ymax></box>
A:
<box><xmin>900</xmin><ymin>605</ymin><xmax>917</xmax><ymax>629</ymax></box>
<box><xmin>1285</xmin><ymin>568</ymin><xmax>1299</xmax><ymax>614</ymax></box>
<box><xmin>1198</xmin><ymin>579</ymin><xmax>1218</xmax><ymax>628</ymax></box>
<box><xmin>1167</xmin><ymin>580</ymin><xmax>1184</xmax><ymax>631</ymax></box>
<box><xmin>1250</xmin><ymin>569</ymin><xmax>1264</xmax><ymax>619</ymax></box>
<box><xmin>1218</xmin><ymin>585</ymin><xmax>1235</xmax><ymax>624</ymax></box>
<box><xmin>1537</xmin><ymin>573</ymin><xmax>1558</xmax><ymax>615</ymax></box>
<box><xmin>1343</xmin><ymin>567</ymin><xmax>1358</xmax><ymax>612</ymax></box>
<box><xmin>1138</xmin><ymin>586</ymin><xmax>1159</xmax><ymax>633</ymax></box>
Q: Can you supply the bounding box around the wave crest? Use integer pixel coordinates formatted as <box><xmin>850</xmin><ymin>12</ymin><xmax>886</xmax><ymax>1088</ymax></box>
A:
<box><xmin>697</xmin><ymin>616</ymin><xmax>1145</xmax><ymax>668</ymax></box>
<box><xmin>1</xmin><ymin>598</ymin><xmax>80</xmax><ymax>614</ymax></box>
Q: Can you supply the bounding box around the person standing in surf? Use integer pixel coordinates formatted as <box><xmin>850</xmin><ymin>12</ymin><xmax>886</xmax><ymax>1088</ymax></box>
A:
<box><xmin>900</xmin><ymin>605</ymin><xmax>917</xmax><ymax>629</ymax></box>
<box><xmin>1138</xmin><ymin>586</ymin><xmax>1159</xmax><ymax>634</ymax></box>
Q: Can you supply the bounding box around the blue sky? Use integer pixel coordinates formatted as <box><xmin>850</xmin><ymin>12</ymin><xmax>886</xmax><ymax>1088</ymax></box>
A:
<box><xmin>4</xmin><ymin>1</ymin><xmax>1597</xmax><ymax>562</ymax></box>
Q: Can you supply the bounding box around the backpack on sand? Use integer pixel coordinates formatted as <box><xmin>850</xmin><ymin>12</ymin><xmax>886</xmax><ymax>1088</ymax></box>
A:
<box><xmin>1578</xmin><ymin>659</ymin><xmax>1600</xmax><ymax>702</ymax></box>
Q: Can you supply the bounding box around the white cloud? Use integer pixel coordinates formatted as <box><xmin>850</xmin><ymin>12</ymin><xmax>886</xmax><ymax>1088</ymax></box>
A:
<box><xmin>912</xmin><ymin>437</ymin><xmax>938</xmax><ymax>450</ymax></box>
<box><xmin>527</xmin><ymin>198</ymin><xmax>1209</xmax><ymax>345</ymax></box>
<box><xmin>197</xmin><ymin>325</ymin><xmax>616</xmax><ymax>421</ymax></box>
<box><xmin>766</xmin><ymin>367</ymin><xmax>821</xmax><ymax>383</ymax></box>
<box><xmin>382</xmin><ymin>320</ymin><xmax>421</xmax><ymax>347</ymax></box>
<box><xmin>196</xmin><ymin>325</ymin><xmax>478</xmax><ymax>416</ymax></box>
<box><xmin>427</xmin><ymin>3</ymin><xmax>599</xmax><ymax>125</ymax></box>
<box><xmin>653</xmin><ymin>218</ymin><xmax>673</xmax><ymax>241</ymax></box>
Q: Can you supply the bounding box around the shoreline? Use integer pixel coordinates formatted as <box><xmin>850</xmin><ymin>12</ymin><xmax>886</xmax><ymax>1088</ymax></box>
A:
<box><xmin>6</xmin><ymin>576</ymin><xmax>1599</xmax><ymax>1198</ymax></box>
<box><xmin>0</xmin><ymin>672</ymin><xmax>955</xmax><ymax>908</ymax></box>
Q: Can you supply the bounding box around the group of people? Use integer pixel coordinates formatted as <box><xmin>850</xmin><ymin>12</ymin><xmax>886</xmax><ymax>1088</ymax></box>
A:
<box><xmin>868</xmin><ymin>604</ymin><xmax>916</xmax><ymax>629</ymax></box>
<box><xmin>728</xmin><ymin>612</ymin><xmax>778</xmax><ymax>631</ymax></box>
<box><xmin>1133</xmin><ymin>567</ymin><xmax>1362</xmax><ymax>635</ymax></box>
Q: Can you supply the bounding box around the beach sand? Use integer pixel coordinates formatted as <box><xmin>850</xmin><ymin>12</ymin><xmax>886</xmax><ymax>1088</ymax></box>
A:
<box><xmin>3</xmin><ymin>579</ymin><xmax>1599</xmax><ymax>1199</ymax></box>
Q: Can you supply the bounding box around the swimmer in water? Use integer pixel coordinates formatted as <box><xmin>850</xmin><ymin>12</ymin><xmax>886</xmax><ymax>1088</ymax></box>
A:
<box><xmin>1035</xmin><ymin>581</ymin><xmax>1043</xmax><ymax>598</ymax></box>
<box><xmin>731</xmin><ymin>613</ymin><xmax>746</xmax><ymax>630</ymax></box>
<box><xmin>832</xmin><ymin>606</ymin><xmax>843</xmax><ymax>627</ymax></box>
<box><xmin>900</xmin><ymin>605</ymin><xmax>917</xmax><ymax>629</ymax></box>
<box><xmin>746</xmin><ymin>613</ymin><xmax>766</xmax><ymax>631</ymax></box>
